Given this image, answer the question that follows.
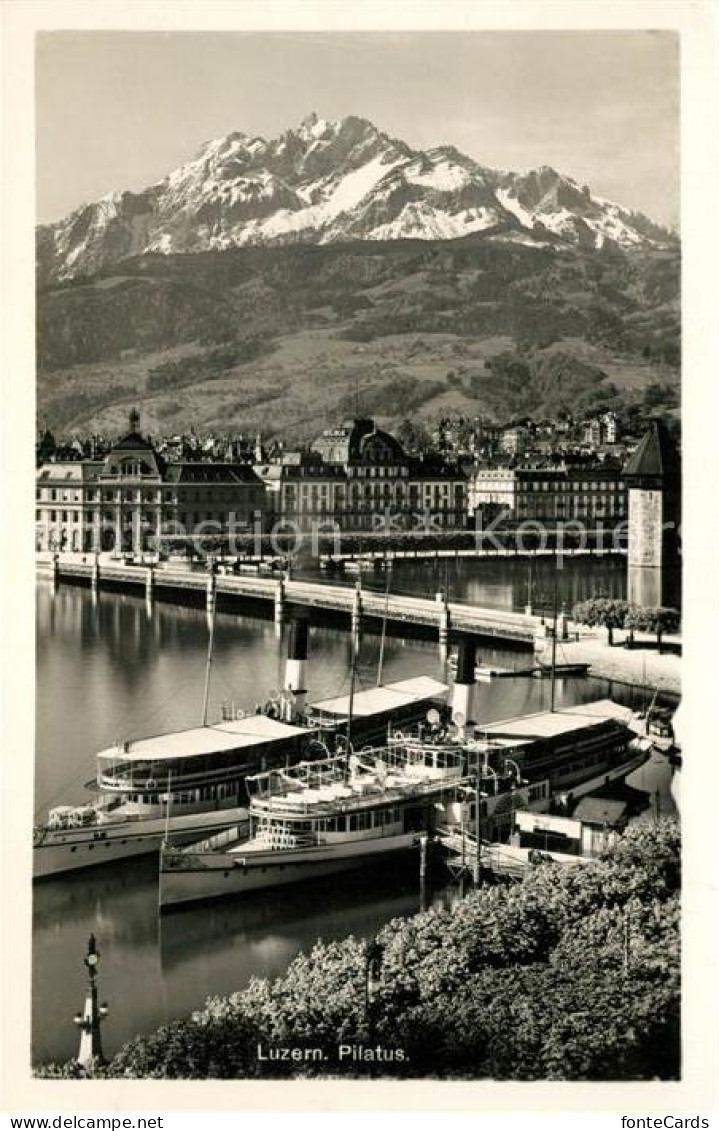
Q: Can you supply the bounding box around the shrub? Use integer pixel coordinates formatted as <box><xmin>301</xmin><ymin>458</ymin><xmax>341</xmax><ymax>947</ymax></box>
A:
<box><xmin>35</xmin><ymin>822</ymin><xmax>680</xmax><ymax>1081</ymax></box>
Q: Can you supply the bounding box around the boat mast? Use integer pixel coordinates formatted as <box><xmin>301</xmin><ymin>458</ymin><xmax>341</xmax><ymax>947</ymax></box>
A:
<box><xmin>376</xmin><ymin>562</ymin><xmax>392</xmax><ymax>687</ymax></box>
<box><xmin>163</xmin><ymin>769</ymin><xmax>172</xmax><ymax>845</ymax></box>
<box><xmin>201</xmin><ymin>569</ymin><xmax>217</xmax><ymax>727</ymax></box>
<box><xmin>347</xmin><ymin>638</ymin><xmax>357</xmax><ymax>752</ymax></box>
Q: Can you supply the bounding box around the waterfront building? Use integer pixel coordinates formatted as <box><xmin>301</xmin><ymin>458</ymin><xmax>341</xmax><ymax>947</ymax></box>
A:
<box><xmin>624</xmin><ymin>420</ymin><xmax>681</xmax><ymax>608</ymax></box>
<box><xmin>468</xmin><ymin>463</ymin><xmax>627</xmax><ymax>528</ymax></box>
<box><xmin>308</xmin><ymin>418</ymin><xmax>467</xmax><ymax>532</ymax></box>
<box><xmin>36</xmin><ymin>410</ymin><xmax>266</xmax><ymax>553</ymax></box>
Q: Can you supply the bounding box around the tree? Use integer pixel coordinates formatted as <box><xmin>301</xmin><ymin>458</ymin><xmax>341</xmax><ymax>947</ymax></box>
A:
<box><xmin>396</xmin><ymin>419</ymin><xmax>430</xmax><ymax>454</ymax></box>
<box><xmin>625</xmin><ymin>605</ymin><xmax>681</xmax><ymax>651</ymax></box>
<box><xmin>572</xmin><ymin>597</ymin><xmax>630</xmax><ymax>646</ymax></box>
<box><xmin>35</xmin><ymin>822</ymin><xmax>680</xmax><ymax>1082</ymax></box>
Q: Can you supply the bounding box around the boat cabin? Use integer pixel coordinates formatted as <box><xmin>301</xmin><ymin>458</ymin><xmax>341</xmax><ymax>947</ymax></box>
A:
<box><xmin>307</xmin><ymin>676</ymin><xmax>449</xmax><ymax>748</ymax></box>
<box><xmin>244</xmin><ymin>743</ymin><xmax>465</xmax><ymax>849</ymax></box>
<box><xmin>467</xmin><ymin>700</ymin><xmax>634</xmax><ymax>792</ymax></box>
<box><xmin>95</xmin><ymin>715</ymin><xmax>313</xmax><ymax>816</ymax></box>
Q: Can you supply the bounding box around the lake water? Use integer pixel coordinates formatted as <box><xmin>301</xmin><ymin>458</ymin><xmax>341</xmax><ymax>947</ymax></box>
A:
<box><xmin>33</xmin><ymin>558</ymin><xmax>675</xmax><ymax>1065</ymax></box>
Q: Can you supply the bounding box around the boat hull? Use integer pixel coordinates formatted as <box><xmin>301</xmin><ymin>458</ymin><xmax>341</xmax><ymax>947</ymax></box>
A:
<box><xmin>33</xmin><ymin>807</ymin><xmax>249</xmax><ymax>879</ymax></box>
<box><xmin>159</xmin><ymin>831</ymin><xmax>420</xmax><ymax>909</ymax></box>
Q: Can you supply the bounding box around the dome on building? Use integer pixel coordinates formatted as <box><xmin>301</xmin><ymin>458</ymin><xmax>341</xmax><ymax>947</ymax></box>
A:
<box><xmin>112</xmin><ymin>408</ymin><xmax>156</xmax><ymax>453</ymax></box>
<box><xmin>312</xmin><ymin>418</ymin><xmax>406</xmax><ymax>464</ymax></box>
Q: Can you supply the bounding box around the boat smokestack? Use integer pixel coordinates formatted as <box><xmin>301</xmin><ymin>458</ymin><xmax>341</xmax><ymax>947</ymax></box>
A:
<box><xmin>284</xmin><ymin>617</ymin><xmax>309</xmax><ymax>719</ymax></box>
<box><xmin>452</xmin><ymin>635</ymin><xmax>477</xmax><ymax>739</ymax></box>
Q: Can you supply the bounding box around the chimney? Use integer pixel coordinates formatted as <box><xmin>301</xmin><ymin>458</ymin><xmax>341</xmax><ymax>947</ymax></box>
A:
<box><xmin>452</xmin><ymin>635</ymin><xmax>477</xmax><ymax>739</ymax></box>
<box><xmin>284</xmin><ymin>617</ymin><xmax>309</xmax><ymax>720</ymax></box>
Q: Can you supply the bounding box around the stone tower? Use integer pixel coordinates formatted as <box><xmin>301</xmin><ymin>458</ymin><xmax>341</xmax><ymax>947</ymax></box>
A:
<box><xmin>623</xmin><ymin>420</ymin><xmax>681</xmax><ymax>609</ymax></box>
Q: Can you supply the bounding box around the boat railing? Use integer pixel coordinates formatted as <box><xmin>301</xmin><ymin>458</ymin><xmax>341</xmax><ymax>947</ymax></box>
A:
<box><xmin>249</xmin><ymin>767</ymin><xmax>469</xmax><ymax>817</ymax></box>
<box><xmin>252</xmin><ymin>826</ymin><xmax>316</xmax><ymax>850</ymax></box>
<box><xmin>97</xmin><ymin>760</ymin><xmax>250</xmax><ymax>793</ymax></box>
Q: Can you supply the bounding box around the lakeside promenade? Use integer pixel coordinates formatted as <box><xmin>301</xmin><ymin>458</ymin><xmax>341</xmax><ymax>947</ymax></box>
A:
<box><xmin>535</xmin><ymin>631</ymin><xmax>681</xmax><ymax>696</ymax></box>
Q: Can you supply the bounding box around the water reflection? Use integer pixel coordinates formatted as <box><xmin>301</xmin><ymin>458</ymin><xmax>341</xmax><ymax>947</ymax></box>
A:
<box><xmin>355</xmin><ymin>554</ymin><xmax>627</xmax><ymax>614</ymax></box>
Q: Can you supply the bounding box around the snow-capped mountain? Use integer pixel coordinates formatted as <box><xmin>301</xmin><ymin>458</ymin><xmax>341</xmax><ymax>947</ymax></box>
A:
<box><xmin>37</xmin><ymin>113</ymin><xmax>676</xmax><ymax>284</ymax></box>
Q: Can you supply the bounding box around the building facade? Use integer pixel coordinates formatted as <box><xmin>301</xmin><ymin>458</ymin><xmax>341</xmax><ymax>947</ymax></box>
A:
<box><xmin>468</xmin><ymin>464</ymin><xmax>628</xmax><ymax>528</ymax></box>
<box><xmin>304</xmin><ymin>418</ymin><xmax>466</xmax><ymax>532</ymax></box>
<box><xmin>36</xmin><ymin>411</ymin><xmax>266</xmax><ymax>553</ymax></box>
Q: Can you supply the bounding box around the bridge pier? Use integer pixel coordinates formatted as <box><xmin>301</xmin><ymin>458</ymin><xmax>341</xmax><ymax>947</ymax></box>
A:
<box><xmin>436</xmin><ymin>592</ymin><xmax>451</xmax><ymax>652</ymax></box>
<box><xmin>274</xmin><ymin>577</ymin><xmax>285</xmax><ymax>625</ymax></box>
<box><xmin>351</xmin><ymin>584</ymin><xmax>362</xmax><ymax>635</ymax></box>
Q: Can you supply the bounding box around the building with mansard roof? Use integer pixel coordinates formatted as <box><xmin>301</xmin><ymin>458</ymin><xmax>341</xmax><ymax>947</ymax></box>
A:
<box><xmin>36</xmin><ymin>410</ymin><xmax>266</xmax><ymax>553</ymax></box>
<box><xmin>274</xmin><ymin>418</ymin><xmax>467</xmax><ymax>533</ymax></box>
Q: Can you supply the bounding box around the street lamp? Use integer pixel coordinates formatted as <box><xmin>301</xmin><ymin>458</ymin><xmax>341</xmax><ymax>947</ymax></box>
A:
<box><xmin>73</xmin><ymin>934</ymin><xmax>108</xmax><ymax>1068</ymax></box>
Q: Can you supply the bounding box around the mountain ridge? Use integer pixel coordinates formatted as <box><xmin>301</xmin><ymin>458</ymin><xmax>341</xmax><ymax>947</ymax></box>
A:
<box><xmin>37</xmin><ymin>113</ymin><xmax>677</xmax><ymax>286</ymax></box>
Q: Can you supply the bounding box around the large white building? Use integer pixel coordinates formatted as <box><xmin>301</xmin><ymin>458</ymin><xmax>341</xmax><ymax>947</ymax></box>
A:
<box><xmin>36</xmin><ymin>411</ymin><xmax>266</xmax><ymax>553</ymax></box>
<box><xmin>468</xmin><ymin>464</ymin><xmax>627</xmax><ymax>527</ymax></box>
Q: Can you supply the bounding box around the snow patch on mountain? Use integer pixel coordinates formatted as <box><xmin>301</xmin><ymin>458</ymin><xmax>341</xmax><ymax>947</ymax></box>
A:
<box><xmin>36</xmin><ymin>113</ymin><xmax>678</xmax><ymax>284</ymax></box>
<box><xmin>495</xmin><ymin>187</ymin><xmax>537</xmax><ymax>230</ymax></box>
<box><xmin>404</xmin><ymin>158</ymin><xmax>472</xmax><ymax>193</ymax></box>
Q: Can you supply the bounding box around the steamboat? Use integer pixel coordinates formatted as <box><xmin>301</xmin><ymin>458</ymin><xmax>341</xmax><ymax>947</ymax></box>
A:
<box><xmin>33</xmin><ymin>618</ymin><xmax>448</xmax><ymax>879</ymax></box>
<box><xmin>159</xmin><ymin>638</ymin><xmax>651</xmax><ymax>909</ymax></box>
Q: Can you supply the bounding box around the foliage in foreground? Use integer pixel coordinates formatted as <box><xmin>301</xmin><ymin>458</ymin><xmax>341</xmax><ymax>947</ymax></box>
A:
<box><xmin>37</xmin><ymin>820</ymin><xmax>680</xmax><ymax>1081</ymax></box>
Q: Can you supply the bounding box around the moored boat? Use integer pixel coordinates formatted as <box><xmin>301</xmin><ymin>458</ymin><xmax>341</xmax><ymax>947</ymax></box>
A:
<box><xmin>159</xmin><ymin>639</ymin><xmax>650</xmax><ymax>909</ymax></box>
<box><xmin>33</xmin><ymin>618</ymin><xmax>449</xmax><ymax>879</ymax></box>
<box><xmin>159</xmin><ymin>739</ymin><xmax>467</xmax><ymax>909</ymax></box>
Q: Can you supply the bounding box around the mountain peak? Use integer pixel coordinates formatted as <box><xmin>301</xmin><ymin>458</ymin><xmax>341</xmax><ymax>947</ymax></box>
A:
<box><xmin>37</xmin><ymin>112</ymin><xmax>677</xmax><ymax>285</ymax></box>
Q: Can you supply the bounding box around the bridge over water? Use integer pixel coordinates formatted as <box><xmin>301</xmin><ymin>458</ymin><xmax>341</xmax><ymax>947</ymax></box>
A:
<box><xmin>37</xmin><ymin>555</ymin><xmax>561</xmax><ymax>646</ymax></box>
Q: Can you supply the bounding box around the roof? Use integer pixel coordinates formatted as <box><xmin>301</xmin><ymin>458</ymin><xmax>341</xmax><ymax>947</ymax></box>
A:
<box><xmin>572</xmin><ymin>796</ymin><xmax>629</xmax><ymax>826</ymax></box>
<box><xmin>166</xmin><ymin>462</ymin><xmax>262</xmax><ymax>485</ymax></box>
<box><xmin>112</xmin><ymin>431</ymin><xmax>157</xmax><ymax>452</ymax></box>
<box><xmin>623</xmin><ymin>421</ymin><xmax>681</xmax><ymax>483</ymax></box>
<box><xmin>311</xmin><ymin>676</ymin><xmax>448</xmax><ymax>719</ymax></box>
<box><xmin>478</xmin><ymin>699</ymin><xmax>631</xmax><ymax>746</ymax></box>
<box><xmin>37</xmin><ymin>461</ymin><xmax>103</xmax><ymax>481</ymax></box>
<box><xmin>96</xmin><ymin>714</ymin><xmax>308</xmax><ymax>762</ymax></box>
<box><xmin>312</xmin><ymin>418</ymin><xmax>406</xmax><ymax>465</ymax></box>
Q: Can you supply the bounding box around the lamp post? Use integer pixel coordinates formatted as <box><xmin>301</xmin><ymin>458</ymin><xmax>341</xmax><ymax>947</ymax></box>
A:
<box><xmin>73</xmin><ymin>934</ymin><xmax>108</xmax><ymax>1068</ymax></box>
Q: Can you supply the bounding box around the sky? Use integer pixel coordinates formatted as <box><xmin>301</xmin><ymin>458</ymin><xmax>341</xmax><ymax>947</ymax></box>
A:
<box><xmin>36</xmin><ymin>30</ymin><xmax>679</xmax><ymax>228</ymax></box>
